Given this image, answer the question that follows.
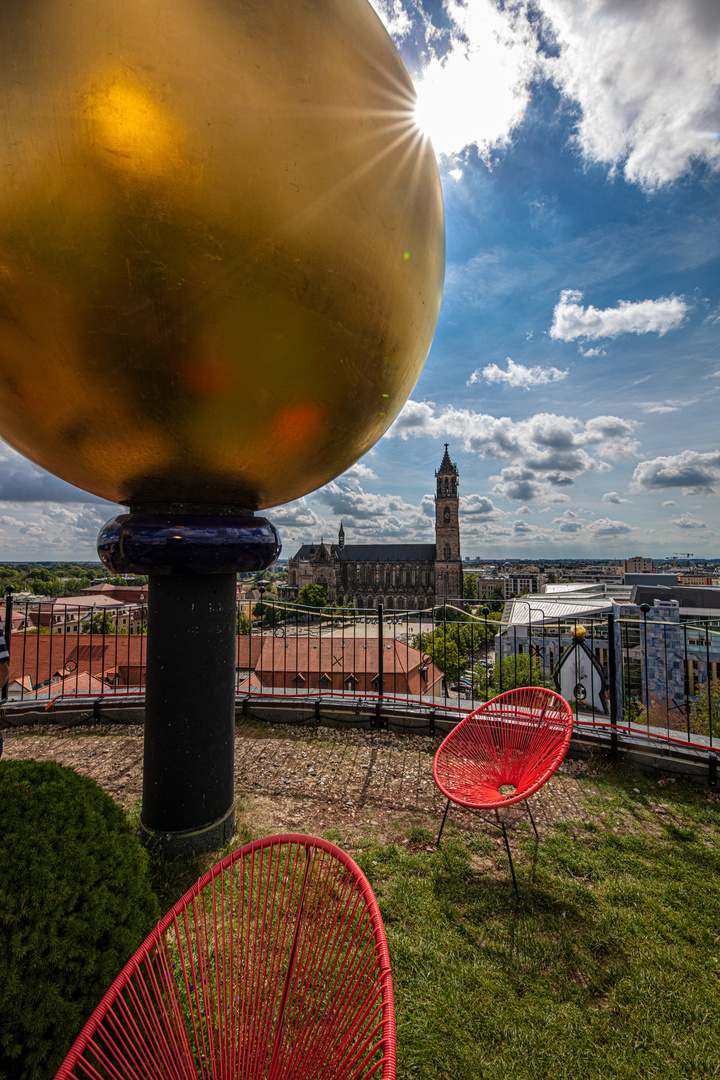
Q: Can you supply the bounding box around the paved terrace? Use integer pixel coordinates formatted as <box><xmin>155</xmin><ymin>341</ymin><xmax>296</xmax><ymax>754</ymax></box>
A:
<box><xmin>3</xmin><ymin>719</ymin><xmax>699</xmax><ymax>857</ymax></box>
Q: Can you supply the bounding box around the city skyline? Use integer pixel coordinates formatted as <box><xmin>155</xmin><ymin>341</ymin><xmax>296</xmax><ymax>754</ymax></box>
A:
<box><xmin>0</xmin><ymin>0</ymin><xmax>719</xmax><ymax>560</ymax></box>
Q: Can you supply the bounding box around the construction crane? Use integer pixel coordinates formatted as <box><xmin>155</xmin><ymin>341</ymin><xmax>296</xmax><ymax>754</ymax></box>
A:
<box><xmin>668</xmin><ymin>552</ymin><xmax>694</xmax><ymax>567</ymax></box>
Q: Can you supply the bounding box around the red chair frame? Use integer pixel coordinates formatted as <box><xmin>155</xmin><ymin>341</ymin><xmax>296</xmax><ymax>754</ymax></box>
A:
<box><xmin>56</xmin><ymin>834</ymin><xmax>396</xmax><ymax>1080</ymax></box>
<box><xmin>433</xmin><ymin>686</ymin><xmax>574</xmax><ymax>891</ymax></box>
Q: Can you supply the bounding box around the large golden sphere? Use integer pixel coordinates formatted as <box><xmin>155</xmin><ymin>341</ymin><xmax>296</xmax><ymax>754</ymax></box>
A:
<box><xmin>0</xmin><ymin>0</ymin><xmax>444</xmax><ymax>510</ymax></box>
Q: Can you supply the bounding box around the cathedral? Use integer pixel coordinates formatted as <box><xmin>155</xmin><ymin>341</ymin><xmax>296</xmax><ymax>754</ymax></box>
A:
<box><xmin>287</xmin><ymin>446</ymin><xmax>463</xmax><ymax>611</ymax></box>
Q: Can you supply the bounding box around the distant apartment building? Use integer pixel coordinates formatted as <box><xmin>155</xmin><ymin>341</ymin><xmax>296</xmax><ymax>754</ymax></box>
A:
<box><xmin>624</xmin><ymin>556</ymin><xmax>654</xmax><ymax>574</ymax></box>
<box><xmin>677</xmin><ymin>572</ymin><xmax>719</xmax><ymax>587</ymax></box>
<box><xmin>476</xmin><ymin>573</ymin><xmax>545</xmax><ymax>600</ymax></box>
<box><xmin>568</xmin><ymin>565</ymin><xmax>624</xmax><ymax>584</ymax></box>
<box><xmin>12</xmin><ymin>582</ymin><xmax>148</xmax><ymax>636</ymax></box>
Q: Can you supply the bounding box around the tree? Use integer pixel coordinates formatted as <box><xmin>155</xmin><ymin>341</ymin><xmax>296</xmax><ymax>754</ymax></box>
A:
<box><xmin>412</xmin><ymin>619</ymin><xmax>493</xmax><ymax>685</ymax></box>
<box><xmin>237</xmin><ymin>612</ymin><xmax>251</xmax><ymax>635</ymax></box>
<box><xmin>298</xmin><ymin>583</ymin><xmax>328</xmax><ymax>608</ymax></box>
<box><xmin>323</xmin><ymin>602</ymin><xmax>354</xmax><ymax>620</ymax></box>
<box><xmin>690</xmin><ymin>682</ymin><xmax>720</xmax><ymax>737</ymax></box>
<box><xmin>485</xmin><ymin>586</ymin><xmax>505</xmax><ymax>613</ymax></box>
<box><xmin>81</xmin><ymin>611</ymin><xmax>115</xmax><ymax>634</ymax></box>
<box><xmin>488</xmin><ymin>653</ymin><xmax>549</xmax><ymax>694</ymax></box>
<box><xmin>412</xmin><ymin>631</ymin><xmax>464</xmax><ymax>683</ymax></box>
<box><xmin>463</xmin><ymin>574</ymin><xmax>478</xmax><ymax>600</ymax></box>
<box><xmin>252</xmin><ymin>601</ymin><xmax>283</xmax><ymax>627</ymax></box>
<box><xmin>436</xmin><ymin>604</ymin><xmax>471</xmax><ymax>623</ymax></box>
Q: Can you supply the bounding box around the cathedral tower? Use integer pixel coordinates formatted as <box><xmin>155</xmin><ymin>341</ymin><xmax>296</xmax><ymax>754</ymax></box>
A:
<box><xmin>434</xmin><ymin>444</ymin><xmax>463</xmax><ymax>600</ymax></box>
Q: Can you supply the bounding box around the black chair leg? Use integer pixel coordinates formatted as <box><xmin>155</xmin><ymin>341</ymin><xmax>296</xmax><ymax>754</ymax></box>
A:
<box><xmin>500</xmin><ymin>819</ymin><xmax>519</xmax><ymax>895</ymax></box>
<box><xmin>436</xmin><ymin>798</ymin><xmax>451</xmax><ymax>846</ymax></box>
<box><xmin>527</xmin><ymin>802</ymin><xmax>539</xmax><ymax>839</ymax></box>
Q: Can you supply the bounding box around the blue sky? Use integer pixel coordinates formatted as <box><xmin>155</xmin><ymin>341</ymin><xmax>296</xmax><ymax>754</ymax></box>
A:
<box><xmin>1</xmin><ymin>0</ymin><xmax>719</xmax><ymax>560</ymax></box>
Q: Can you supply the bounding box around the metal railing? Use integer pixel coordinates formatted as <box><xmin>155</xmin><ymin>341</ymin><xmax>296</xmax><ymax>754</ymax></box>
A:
<box><xmin>2</xmin><ymin>588</ymin><xmax>718</xmax><ymax>756</ymax></box>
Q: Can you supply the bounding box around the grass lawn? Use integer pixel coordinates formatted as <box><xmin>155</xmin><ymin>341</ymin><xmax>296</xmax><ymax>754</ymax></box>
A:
<box><xmin>143</xmin><ymin>763</ymin><xmax>720</xmax><ymax>1080</ymax></box>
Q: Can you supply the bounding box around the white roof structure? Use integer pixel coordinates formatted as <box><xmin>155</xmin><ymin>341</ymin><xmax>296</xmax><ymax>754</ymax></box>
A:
<box><xmin>502</xmin><ymin>591</ymin><xmax>616</xmax><ymax>628</ymax></box>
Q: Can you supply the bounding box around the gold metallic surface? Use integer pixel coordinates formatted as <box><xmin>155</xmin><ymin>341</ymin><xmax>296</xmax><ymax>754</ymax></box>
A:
<box><xmin>0</xmin><ymin>0</ymin><xmax>444</xmax><ymax>509</ymax></box>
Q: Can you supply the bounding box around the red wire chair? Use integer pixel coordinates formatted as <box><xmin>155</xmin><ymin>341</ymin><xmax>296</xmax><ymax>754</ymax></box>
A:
<box><xmin>55</xmin><ymin>834</ymin><xmax>396</xmax><ymax>1080</ymax></box>
<box><xmin>433</xmin><ymin>686</ymin><xmax>574</xmax><ymax>891</ymax></box>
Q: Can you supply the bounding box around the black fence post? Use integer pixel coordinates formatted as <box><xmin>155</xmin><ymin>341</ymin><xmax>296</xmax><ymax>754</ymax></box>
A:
<box><xmin>705</xmin><ymin>620</ymin><xmax>713</xmax><ymax>747</ymax></box>
<box><xmin>683</xmin><ymin>623</ymin><xmax>691</xmax><ymax>738</ymax></box>
<box><xmin>607</xmin><ymin>611</ymin><xmax>618</xmax><ymax>764</ymax></box>
<box><xmin>482</xmin><ymin>607</ymin><xmax>490</xmax><ymax>699</ymax></box>
<box><xmin>375</xmin><ymin>603</ymin><xmax>384</xmax><ymax>729</ymax></box>
<box><xmin>1</xmin><ymin>586</ymin><xmax>14</xmax><ymax>703</ymax></box>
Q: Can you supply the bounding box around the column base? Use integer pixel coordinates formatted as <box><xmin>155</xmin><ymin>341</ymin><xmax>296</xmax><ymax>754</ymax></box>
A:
<box><xmin>139</xmin><ymin>802</ymin><xmax>236</xmax><ymax>858</ymax></box>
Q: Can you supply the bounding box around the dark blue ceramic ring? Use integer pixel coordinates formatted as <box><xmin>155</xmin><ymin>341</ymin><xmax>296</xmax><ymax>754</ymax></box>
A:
<box><xmin>97</xmin><ymin>513</ymin><xmax>281</xmax><ymax>575</ymax></box>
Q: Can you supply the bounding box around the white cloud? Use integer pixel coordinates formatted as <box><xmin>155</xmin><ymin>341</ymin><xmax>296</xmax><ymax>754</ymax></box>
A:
<box><xmin>662</xmin><ymin>500</ymin><xmax>676</xmax><ymax>507</ymax></box>
<box><xmin>340</xmin><ymin>462</ymin><xmax>379</xmax><ymax>481</ymax></box>
<box><xmin>410</xmin><ymin>0</ymin><xmax>540</xmax><ymax>161</ymax></box>
<box><xmin>368</xmin><ymin>0</ymin><xmax>412</xmax><ymax>38</ymax></box>
<box><xmin>372</xmin><ymin>0</ymin><xmax>720</xmax><ymax>190</ymax></box>
<box><xmin>0</xmin><ymin>500</ymin><xmax>112</xmax><ymax>558</ymax></box>
<box><xmin>470</xmin><ymin>357</ymin><xmax>568</xmax><ymax>389</ymax></box>
<box><xmin>540</xmin><ymin>0</ymin><xmax>720</xmax><ymax>189</ymax></box>
<box><xmin>490</xmin><ymin>468</ymin><xmax>572</xmax><ymax>505</ymax></box>
<box><xmin>631</xmin><ymin>450</ymin><xmax>720</xmax><ymax>494</ymax></box>
<box><xmin>315</xmin><ymin>477</ymin><xmax>423</xmax><ymax>524</ymax></box>
<box><xmin>267</xmin><ymin>499</ymin><xmax>325</xmax><ymax>534</ymax></box>
<box><xmin>550</xmin><ymin>290</ymin><xmax>689</xmax><ymax>341</ymax></box>
<box><xmin>387</xmin><ymin>400</ymin><xmax>639</xmax><ymax>501</ymax></box>
<box><xmin>459</xmin><ymin>494</ymin><xmax>505</xmax><ymax>519</ymax></box>
<box><xmin>641</xmin><ymin>404</ymin><xmax>680</xmax><ymax>414</ymax></box>
<box><xmin>552</xmin><ymin>510</ymin><xmax>584</xmax><ymax>533</ymax></box>
<box><xmin>587</xmin><ymin>517</ymin><xmax>632</xmax><ymax>536</ymax></box>
<box><xmin>513</xmin><ymin>520</ymin><xmax>535</xmax><ymax>535</ymax></box>
<box><xmin>672</xmin><ymin>513</ymin><xmax>708</xmax><ymax>530</ymax></box>
<box><xmin>602</xmin><ymin>491</ymin><xmax>631</xmax><ymax>505</ymax></box>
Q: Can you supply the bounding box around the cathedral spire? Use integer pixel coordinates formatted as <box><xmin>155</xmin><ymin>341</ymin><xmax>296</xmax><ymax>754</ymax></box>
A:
<box><xmin>438</xmin><ymin>443</ymin><xmax>454</xmax><ymax>474</ymax></box>
<box><xmin>435</xmin><ymin>444</ymin><xmax>458</xmax><ymax>498</ymax></box>
<box><xmin>434</xmin><ymin>444</ymin><xmax>461</xmax><ymax>597</ymax></box>
<box><xmin>338</xmin><ymin>520</ymin><xmax>345</xmax><ymax>549</ymax></box>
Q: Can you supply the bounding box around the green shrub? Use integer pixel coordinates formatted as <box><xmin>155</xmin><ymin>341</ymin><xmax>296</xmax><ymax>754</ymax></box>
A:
<box><xmin>0</xmin><ymin>759</ymin><xmax>160</xmax><ymax>1079</ymax></box>
<box><xmin>690</xmin><ymin>681</ymin><xmax>720</xmax><ymax>737</ymax></box>
<box><xmin>489</xmin><ymin>652</ymin><xmax>550</xmax><ymax>693</ymax></box>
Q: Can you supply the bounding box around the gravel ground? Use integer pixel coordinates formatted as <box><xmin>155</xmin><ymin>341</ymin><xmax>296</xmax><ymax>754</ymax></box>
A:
<box><xmin>2</xmin><ymin>717</ymin><xmax>605</xmax><ymax>847</ymax></box>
